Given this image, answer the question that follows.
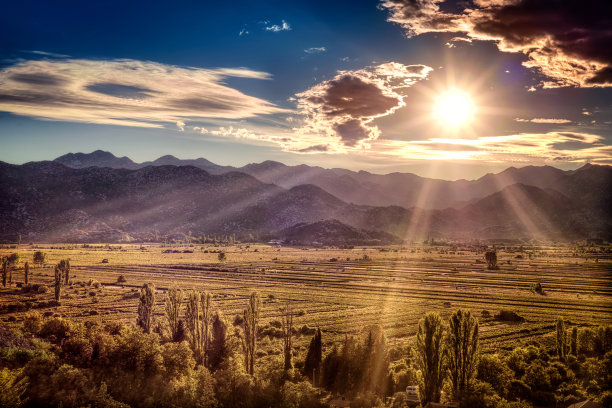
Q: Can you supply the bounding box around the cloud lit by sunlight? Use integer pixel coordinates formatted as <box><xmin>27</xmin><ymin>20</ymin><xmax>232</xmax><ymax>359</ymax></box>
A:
<box><xmin>0</xmin><ymin>59</ymin><xmax>285</xmax><ymax>128</ymax></box>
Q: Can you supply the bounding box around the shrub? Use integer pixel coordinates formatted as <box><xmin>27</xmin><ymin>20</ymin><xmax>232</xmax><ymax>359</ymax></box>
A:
<box><xmin>23</xmin><ymin>311</ymin><xmax>42</xmax><ymax>334</ymax></box>
<box><xmin>37</xmin><ymin>285</ymin><xmax>49</xmax><ymax>294</ymax></box>
<box><xmin>495</xmin><ymin>310</ymin><xmax>525</xmax><ymax>322</ymax></box>
<box><xmin>117</xmin><ymin>275</ymin><xmax>127</xmax><ymax>283</ymax></box>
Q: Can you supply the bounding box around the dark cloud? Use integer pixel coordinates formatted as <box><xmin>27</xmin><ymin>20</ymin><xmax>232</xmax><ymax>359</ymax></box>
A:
<box><xmin>10</xmin><ymin>72</ymin><xmax>66</xmax><ymax>86</ymax></box>
<box><xmin>295</xmin><ymin>62</ymin><xmax>431</xmax><ymax>149</ymax></box>
<box><xmin>297</xmin><ymin>144</ymin><xmax>330</xmax><ymax>153</ymax></box>
<box><xmin>86</xmin><ymin>83</ymin><xmax>156</xmax><ymax>99</ymax></box>
<box><xmin>308</xmin><ymin>75</ymin><xmax>400</xmax><ymax>118</ymax></box>
<box><xmin>381</xmin><ymin>0</ymin><xmax>612</xmax><ymax>87</ymax></box>
<box><xmin>332</xmin><ymin>119</ymin><xmax>374</xmax><ymax>147</ymax></box>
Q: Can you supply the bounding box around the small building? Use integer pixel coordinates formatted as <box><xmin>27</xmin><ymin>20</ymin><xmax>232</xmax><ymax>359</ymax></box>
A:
<box><xmin>568</xmin><ymin>401</ymin><xmax>604</xmax><ymax>408</ymax></box>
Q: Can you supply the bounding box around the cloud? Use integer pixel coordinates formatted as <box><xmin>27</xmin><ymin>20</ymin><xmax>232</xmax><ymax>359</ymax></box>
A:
<box><xmin>264</xmin><ymin>20</ymin><xmax>291</xmax><ymax>32</ymax></box>
<box><xmin>239</xmin><ymin>28</ymin><xmax>249</xmax><ymax>36</ymax></box>
<box><xmin>374</xmin><ymin>131</ymin><xmax>610</xmax><ymax>163</ymax></box>
<box><xmin>515</xmin><ymin>118</ymin><xmax>572</xmax><ymax>124</ymax></box>
<box><xmin>0</xmin><ymin>59</ymin><xmax>285</xmax><ymax>128</ymax></box>
<box><xmin>304</xmin><ymin>47</ymin><xmax>327</xmax><ymax>54</ymax></box>
<box><xmin>380</xmin><ymin>0</ymin><xmax>612</xmax><ymax>87</ymax></box>
<box><xmin>21</xmin><ymin>50</ymin><xmax>71</xmax><ymax>58</ymax></box>
<box><xmin>294</xmin><ymin>62</ymin><xmax>433</xmax><ymax>148</ymax></box>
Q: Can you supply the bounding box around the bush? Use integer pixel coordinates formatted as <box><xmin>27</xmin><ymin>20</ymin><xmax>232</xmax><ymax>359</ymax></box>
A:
<box><xmin>117</xmin><ymin>275</ymin><xmax>127</xmax><ymax>283</ymax></box>
<box><xmin>39</xmin><ymin>317</ymin><xmax>71</xmax><ymax>340</ymax></box>
<box><xmin>495</xmin><ymin>310</ymin><xmax>525</xmax><ymax>322</ymax></box>
<box><xmin>37</xmin><ymin>285</ymin><xmax>49</xmax><ymax>294</ymax></box>
<box><xmin>23</xmin><ymin>311</ymin><xmax>42</xmax><ymax>334</ymax></box>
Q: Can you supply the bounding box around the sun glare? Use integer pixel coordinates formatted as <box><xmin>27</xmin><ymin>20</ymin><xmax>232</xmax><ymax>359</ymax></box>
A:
<box><xmin>434</xmin><ymin>89</ymin><xmax>475</xmax><ymax>127</ymax></box>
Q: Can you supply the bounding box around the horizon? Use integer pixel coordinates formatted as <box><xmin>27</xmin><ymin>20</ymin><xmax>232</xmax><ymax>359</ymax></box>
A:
<box><xmin>1</xmin><ymin>148</ymin><xmax>603</xmax><ymax>182</ymax></box>
<box><xmin>1</xmin><ymin>0</ymin><xmax>611</xmax><ymax>180</ymax></box>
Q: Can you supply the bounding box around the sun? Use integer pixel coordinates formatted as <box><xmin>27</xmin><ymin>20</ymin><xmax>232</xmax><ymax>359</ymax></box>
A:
<box><xmin>433</xmin><ymin>89</ymin><xmax>475</xmax><ymax>127</ymax></box>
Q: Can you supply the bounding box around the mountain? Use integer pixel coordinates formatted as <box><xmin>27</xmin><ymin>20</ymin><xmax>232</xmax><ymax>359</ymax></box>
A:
<box><xmin>5</xmin><ymin>156</ymin><xmax>610</xmax><ymax>243</ymax></box>
<box><xmin>52</xmin><ymin>151</ymin><xmax>611</xmax><ymax>211</ymax></box>
<box><xmin>54</xmin><ymin>150</ymin><xmax>139</xmax><ymax>169</ymax></box>
<box><xmin>276</xmin><ymin>219</ymin><xmax>403</xmax><ymax>246</ymax></box>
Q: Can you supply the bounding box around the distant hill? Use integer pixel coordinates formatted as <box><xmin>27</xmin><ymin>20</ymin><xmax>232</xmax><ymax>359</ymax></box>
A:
<box><xmin>52</xmin><ymin>151</ymin><xmax>612</xmax><ymax>211</ymax></box>
<box><xmin>1</xmin><ymin>159</ymin><xmax>610</xmax><ymax>243</ymax></box>
<box><xmin>276</xmin><ymin>219</ymin><xmax>402</xmax><ymax>246</ymax></box>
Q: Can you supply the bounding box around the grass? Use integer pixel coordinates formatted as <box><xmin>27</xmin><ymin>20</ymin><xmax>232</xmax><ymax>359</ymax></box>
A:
<box><xmin>1</xmin><ymin>242</ymin><xmax>611</xmax><ymax>355</ymax></box>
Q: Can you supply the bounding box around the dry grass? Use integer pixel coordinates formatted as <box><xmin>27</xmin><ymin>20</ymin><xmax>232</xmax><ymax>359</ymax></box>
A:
<box><xmin>1</xmin><ymin>243</ymin><xmax>611</xmax><ymax>353</ymax></box>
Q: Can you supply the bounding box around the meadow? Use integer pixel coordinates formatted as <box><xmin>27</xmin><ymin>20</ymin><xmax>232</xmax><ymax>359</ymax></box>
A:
<box><xmin>2</xmin><ymin>242</ymin><xmax>610</xmax><ymax>356</ymax></box>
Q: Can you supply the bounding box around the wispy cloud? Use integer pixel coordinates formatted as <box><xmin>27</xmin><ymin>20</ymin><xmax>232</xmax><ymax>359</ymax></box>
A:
<box><xmin>264</xmin><ymin>20</ymin><xmax>291</xmax><ymax>32</ymax></box>
<box><xmin>0</xmin><ymin>59</ymin><xmax>285</xmax><ymax>128</ymax></box>
<box><xmin>239</xmin><ymin>28</ymin><xmax>249</xmax><ymax>36</ymax></box>
<box><xmin>304</xmin><ymin>47</ymin><xmax>327</xmax><ymax>54</ymax></box>
<box><xmin>380</xmin><ymin>0</ymin><xmax>612</xmax><ymax>88</ymax></box>
<box><xmin>21</xmin><ymin>50</ymin><xmax>70</xmax><ymax>58</ymax></box>
<box><xmin>515</xmin><ymin>118</ymin><xmax>572</xmax><ymax>124</ymax></box>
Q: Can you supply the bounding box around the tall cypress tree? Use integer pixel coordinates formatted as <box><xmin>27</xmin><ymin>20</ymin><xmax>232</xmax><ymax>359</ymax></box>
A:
<box><xmin>304</xmin><ymin>328</ymin><xmax>322</xmax><ymax>385</ymax></box>
<box><xmin>137</xmin><ymin>283</ymin><xmax>156</xmax><ymax>333</ymax></box>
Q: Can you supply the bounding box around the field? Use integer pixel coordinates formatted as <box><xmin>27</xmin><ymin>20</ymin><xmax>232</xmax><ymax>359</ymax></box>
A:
<box><xmin>1</xmin><ymin>243</ymin><xmax>611</xmax><ymax>356</ymax></box>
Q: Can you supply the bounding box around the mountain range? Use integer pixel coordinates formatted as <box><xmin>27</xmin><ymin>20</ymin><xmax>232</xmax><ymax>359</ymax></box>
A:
<box><xmin>0</xmin><ymin>150</ymin><xmax>610</xmax><ymax>243</ymax></box>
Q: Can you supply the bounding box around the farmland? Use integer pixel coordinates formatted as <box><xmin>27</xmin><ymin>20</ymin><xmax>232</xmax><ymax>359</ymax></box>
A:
<box><xmin>2</xmin><ymin>242</ymin><xmax>611</xmax><ymax>355</ymax></box>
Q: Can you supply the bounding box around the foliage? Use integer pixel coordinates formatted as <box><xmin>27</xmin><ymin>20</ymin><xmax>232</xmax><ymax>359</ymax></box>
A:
<box><xmin>416</xmin><ymin>312</ymin><xmax>446</xmax><ymax>405</ymax></box>
<box><xmin>137</xmin><ymin>283</ymin><xmax>156</xmax><ymax>334</ymax></box>
<box><xmin>241</xmin><ymin>292</ymin><xmax>261</xmax><ymax>376</ymax></box>
<box><xmin>164</xmin><ymin>285</ymin><xmax>182</xmax><ymax>342</ymax></box>
<box><xmin>446</xmin><ymin>309</ymin><xmax>479</xmax><ymax>405</ymax></box>
<box><xmin>0</xmin><ymin>367</ymin><xmax>28</xmax><ymax>408</ymax></box>
<box><xmin>304</xmin><ymin>328</ymin><xmax>322</xmax><ymax>384</ymax></box>
<box><xmin>33</xmin><ymin>251</ymin><xmax>47</xmax><ymax>266</ymax></box>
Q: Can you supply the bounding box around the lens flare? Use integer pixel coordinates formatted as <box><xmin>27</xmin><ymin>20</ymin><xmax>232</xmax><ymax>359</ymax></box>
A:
<box><xmin>434</xmin><ymin>89</ymin><xmax>475</xmax><ymax>127</ymax></box>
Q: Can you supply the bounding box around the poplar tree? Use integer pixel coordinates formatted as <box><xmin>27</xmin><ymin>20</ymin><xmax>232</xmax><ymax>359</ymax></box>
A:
<box><xmin>304</xmin><ymin>328</ymin><xmax>322</xmax><ymax>384</ymax></box>
<box><xmin>281</xmin><ymin>303</ymin><xmax>294</xmax><ymax>370</ymax></box>
<box><xmin>165</xmin><ymin>285</ymin><xmax>183</xmax><ymax>342</ymax></box>
<box><xmin>416</xmin><ymin>312</ymin><xmax>446</xmax><ymax>405</ymax></box>
<box><xmin>446</xmin><ymin>309</ymin><xmax>479</xmax><ymax>404</ymax></box>
<box><xmin>241</xmin><ymin>292</ymin><xmax>261</xmax><ymax>375</ymax></box>
<box><xmin>137</xmin><ymin>283</ymin><xmax>156</xmax><ymax>333</ymax></box>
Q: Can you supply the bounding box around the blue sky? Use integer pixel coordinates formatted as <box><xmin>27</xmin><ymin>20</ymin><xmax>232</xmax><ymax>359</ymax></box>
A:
<box><xmin>1</xmin><ymin>0</ymin><xmax>610</xmax><ymax>179</ymax></box>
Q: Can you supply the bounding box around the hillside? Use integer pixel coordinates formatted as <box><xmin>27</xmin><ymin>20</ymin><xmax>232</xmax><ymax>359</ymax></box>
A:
<box><xmin>52</xmin><ymin>151</ymin><xmax>612</xmax><ymax>211</ymax></box>
<box><xmin>1</xmin><ymin>160</ymin><xmax>610</xmax><ymax>242</ymax></box>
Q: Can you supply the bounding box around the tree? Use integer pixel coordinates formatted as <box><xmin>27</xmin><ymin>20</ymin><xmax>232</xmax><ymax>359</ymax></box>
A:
<box><xmin>137</xmin><ymin>283</ymin><xmax>156</xmax><ymax>333</ymax></box>
<box><xmin>57</xmin><ymin>259</ymin><xmax>70</xmax><ymax>285</ymax></box>
<box><xmin>33</xmin><ymin>251</ymin><xmax>47</xmax><ymax>267</ymax></box>
<box><xmin>241</xmin><ymin>292</ymin><xmax>261</xmax><ymax>375</ymax></box>
<box><xmin>164</xmin><ymin>285</ymin><xmax>183</xmax><ymax>341</ymax></box>
<box><xmin>485</xmin><ymin>251</ymin><xmax>498</xmax><ymax>270</ymax></box>
<box><xmin>570</xmin><ymin>326</ymin><xmax>578</xmax><ymax>356</ymax></box>
<box><xmin>218</xmin><ymin>251</ymin><xmax>226</xmax><ymax>262</ymax></box>
<box><xmin>0</xmin><ymin>367</ymin><xmax>28</xmax><ymax>408</ymax></box>
<box><xmin>1</xmin><ymin>253</ymin><xmax>20</xmax><ymax>286</ymax></box>
<box><xmin>556</xmin><ymin>317</ymin><xmax>568</xmax><ymax>360</ymax></box>
<box><xmin>446</xmin><ymin>309</ymin><xmax>479</xmax><ymax>405</ymax></box>
<box><xmin>54</xmin><ymin>266</ymin><xmax>62</xmax><ymax>301</ymax></box>
<box><xmin>416</xmin><ymin>312</ymin><xmax>446</xmax><ymax>405</ymax></box>
<box><xmin>24</xmin><ymin>262</ymin><xmax>29</xmax><ymax>285</ymax></box>
<box><xmin>207</xmin><ymin>312</ymin><xmax>228</xmax><ymax>371</ymax></box>
<box><xmin>185</xmin><ymin>291</ymin><xmax>213</xmax><ymax>366</ymax></box>
<box><xmin>304</xmin><ymin>328</ymin><xmax>322</xmax><ymax>385</ymax></box>
<box><xmin>281</xmin><ymin>303</ymin><xmax>294</xmax><ymax>371</ymax></box>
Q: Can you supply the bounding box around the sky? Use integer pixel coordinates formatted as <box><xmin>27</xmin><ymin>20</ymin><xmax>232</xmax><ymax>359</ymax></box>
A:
<box><xmin>0</xmin><ymin>0</ymin><xmax>610</xmax><ymax>180</ymax></box>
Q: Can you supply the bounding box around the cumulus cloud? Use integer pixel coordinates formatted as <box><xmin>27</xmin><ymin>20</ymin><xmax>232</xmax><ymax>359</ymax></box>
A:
<box><xmin>0</xmin><ymin>59</ymin><xmax>285</xmax><ymax>128</ymax></box>
<box><xmin>264</xmin><ymin>20</ymin><xmax>291</xmax><ymax>32</ymax></box>
<box><xmin>294</xmin><ymin>62</ymin><xmax>433</xmax><ymax>148</ymax></box>
<box><xmin>515</xmin><ymin>118</ymin><xmax>572</xmax><ymax>124</ymax></box>
<box><xmin>380</xmin><ymin>0</ymin><xmax>612</xmax><ymax>87</ymax></box>
<box><xmin>304</xmin><ymin>47</ymin><xmax>327</xmax><ymax>54</ymax></box>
